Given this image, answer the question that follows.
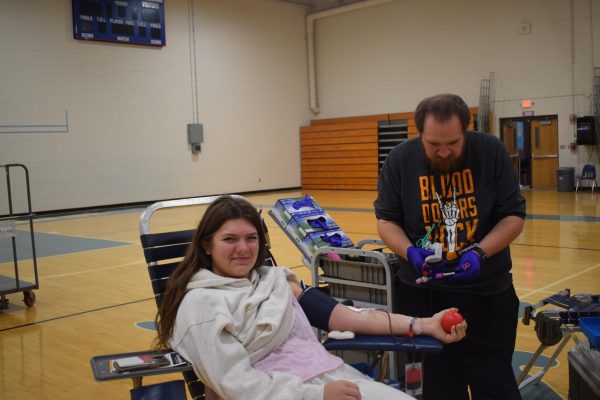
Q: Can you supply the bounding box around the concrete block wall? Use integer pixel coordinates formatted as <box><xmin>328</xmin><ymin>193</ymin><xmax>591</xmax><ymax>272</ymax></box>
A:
<box><xmin>0</xmin><ymin>0</ymin><xmax>310</xmax><ymax>213</ymax></box>
<box><xmin>313</xmin><ymin>0</ymin><xmax>600</xmax><ymax>173</ymax></box>
<box><xmin>2</xmin><ymin>0</ymin><xmax>599</xmax><ymax>212</ymax></box>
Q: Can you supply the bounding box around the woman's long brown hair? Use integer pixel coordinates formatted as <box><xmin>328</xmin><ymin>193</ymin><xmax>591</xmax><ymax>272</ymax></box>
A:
<box><xmin>154</xmin><ymin>195</ymin><xmax>267</xmax><ymax>349</ymax></box>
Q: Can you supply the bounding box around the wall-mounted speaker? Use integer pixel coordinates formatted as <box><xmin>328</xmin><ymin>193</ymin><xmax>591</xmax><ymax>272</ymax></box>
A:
<box><xmin>576</xmin><ymin>116</ymin><xmax>597</xmax><ymax>145</ymax></box>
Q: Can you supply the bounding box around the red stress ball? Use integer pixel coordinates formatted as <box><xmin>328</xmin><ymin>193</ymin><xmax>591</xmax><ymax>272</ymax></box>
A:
<box><xmin>441</xmin><ymin>311</ymin><xmax>464</xmax><ymax>333</ymax></box>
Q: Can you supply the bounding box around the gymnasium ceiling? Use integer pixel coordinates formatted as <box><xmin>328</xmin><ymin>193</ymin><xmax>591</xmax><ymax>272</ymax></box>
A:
<box><xmin>275</xmin><ymin>0</ymin><xmax>365</xmax><ymax>12</ymax></box>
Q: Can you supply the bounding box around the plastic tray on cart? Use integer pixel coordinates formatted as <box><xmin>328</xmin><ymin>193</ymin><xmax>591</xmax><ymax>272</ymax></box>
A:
<box><xmin>269</xmin><ymin>206</ymin><xmax>442</xmax><ymax>382</ymax></box>
<box><xmin>312</xmin><ymin>243</ymin><xmax>399</xmax><ymax>309</ymax></box>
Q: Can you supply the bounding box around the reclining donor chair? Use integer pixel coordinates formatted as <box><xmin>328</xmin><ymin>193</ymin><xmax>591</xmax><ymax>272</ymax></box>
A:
<box><xmin>98</xmin><ymin>195</ymin><xmax>443</xmax><ymax>399</ymax></box>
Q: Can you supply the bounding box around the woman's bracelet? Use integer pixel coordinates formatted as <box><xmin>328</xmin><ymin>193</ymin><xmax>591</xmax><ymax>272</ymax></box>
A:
<box><xmin>408</xmin><ymin>317</ymin><xmax>416</xmax><ymax>337</ymax></box>
<box><xmin>408</xmin><ymin>317</ymin><xmax>426</xmax><ymax>336</ymax></box>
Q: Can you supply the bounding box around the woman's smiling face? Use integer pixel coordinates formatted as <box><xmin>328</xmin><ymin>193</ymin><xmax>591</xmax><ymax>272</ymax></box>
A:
<box><xmin>203</xmin><ymin>218</ymin><xmax>259</xmax><ymax>279</ymax></box>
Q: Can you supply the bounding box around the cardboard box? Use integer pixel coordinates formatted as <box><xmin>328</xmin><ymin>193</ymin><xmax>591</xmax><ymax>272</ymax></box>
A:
<box><xmin>271</xmin><ymin>195</ymin><xmax>324</xmax><ymax>226</ymax></box>
<box><xmin>301</xmin><ymin>229</ymin><xmax>354</xmax><ymax>255</ymax></box>
<box><xmin>272</xmin><ymin>196</ymin><xmax>354</xmax><ymax>258</ymax></box>
<box><xmin>286</xmin><ymin>213</ymin><xmax>339</xmax><ymax>239</ymax></box>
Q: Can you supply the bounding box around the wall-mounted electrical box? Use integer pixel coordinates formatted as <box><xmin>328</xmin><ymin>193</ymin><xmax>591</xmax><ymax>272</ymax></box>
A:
<box><xmin>188</xmin><ymin>123</ymin><xmax>203</xmax><ymax>154</ymax></box>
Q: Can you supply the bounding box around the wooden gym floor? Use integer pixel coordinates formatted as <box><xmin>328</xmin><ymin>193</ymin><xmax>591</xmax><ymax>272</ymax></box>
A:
<box><xmin>0</xmin><ymin>189</ymin><xmax>599</xmax><ymax>399</ymax></box>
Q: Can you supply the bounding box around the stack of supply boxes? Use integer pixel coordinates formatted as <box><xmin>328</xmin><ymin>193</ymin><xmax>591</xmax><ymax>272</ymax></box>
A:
<box><xmin>271</xmin><ymin>196</ymin><xmax>393</xmax><ymax>375</ymax></box>
<box><xmin>271</xmin><ymin>195</ymin><xmax>353</xmax><ymax>259</ymax></box>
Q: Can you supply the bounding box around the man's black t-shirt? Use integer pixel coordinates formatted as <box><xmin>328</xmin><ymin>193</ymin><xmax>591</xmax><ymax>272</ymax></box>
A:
<box><xmin>374</xmin><ymin>131</ymin><xmax>526</xmax><ymax>294</ymax></box>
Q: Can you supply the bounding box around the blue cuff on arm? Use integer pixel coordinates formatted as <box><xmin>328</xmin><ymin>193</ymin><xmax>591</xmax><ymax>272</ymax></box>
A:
<box><xmin>297</xmin><ymin>285</ymin><xmax>339</xmax><ymax>331</ymax></box>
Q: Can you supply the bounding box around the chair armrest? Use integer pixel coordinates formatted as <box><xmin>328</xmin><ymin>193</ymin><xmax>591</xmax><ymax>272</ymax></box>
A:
<box><xmin>323</xmin><ymin>334</ymin><xmax>443</xmax><ymax>354</ymax></box>
<box><xmin>90</xmin><ymin>349</ymin><xmax>192</xmax><ymax>383</ymax></box>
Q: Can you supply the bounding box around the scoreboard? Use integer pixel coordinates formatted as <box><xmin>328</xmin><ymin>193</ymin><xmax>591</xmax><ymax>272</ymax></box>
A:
<box><xmin>72</xmin><ymin>0</ymin><xmax>165</xmax><ymax>47</ymax></box>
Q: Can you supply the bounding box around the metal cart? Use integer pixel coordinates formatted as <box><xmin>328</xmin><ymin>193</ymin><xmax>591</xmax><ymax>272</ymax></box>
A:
<box><xmin>0</xmin><ymin>164</ymin><xmax>39</xmax><ymax>309</ymax></box>
<box><xmin>308</xmin><ymin>240</ymin><xmax>398</xmax><ymax>311</ymax></box>
<box><xmin>268</xmin><ymin>209</ymin><xmax>397</xmax><ymax>310</ymax></box>
<box><xmin>269</xmin><ymin>209</ymin><xmax>442</xmax><ymax>382</ymax></box>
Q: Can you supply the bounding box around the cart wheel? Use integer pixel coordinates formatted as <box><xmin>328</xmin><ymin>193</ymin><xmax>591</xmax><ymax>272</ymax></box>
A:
<box><xmin>23</xmin><ymin>291</ymin><xmax>36</xmax><ymax>307</ymax></box>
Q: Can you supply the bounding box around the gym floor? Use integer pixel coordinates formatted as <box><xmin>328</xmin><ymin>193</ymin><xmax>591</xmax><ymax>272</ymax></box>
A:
<box><xmin>0</xmin><ymin>188</ymin><xmax>598</xmax><ymax>399</ymax></box>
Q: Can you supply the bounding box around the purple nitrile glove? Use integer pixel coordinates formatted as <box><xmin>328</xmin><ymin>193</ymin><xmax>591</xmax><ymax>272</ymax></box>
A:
<box><xmin>407</xmin><ymin>246</ymin><xmax>434</xmax><ymax>275</ymax></box>
<box><xmin>451</xmin><ymin>250</ymin><xmax>481</xmax><ymax>281</ymax></box>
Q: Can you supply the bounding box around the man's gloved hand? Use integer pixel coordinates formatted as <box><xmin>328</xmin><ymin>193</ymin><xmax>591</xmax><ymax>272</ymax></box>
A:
<box><xmin>407</xmin><ymin>246</ymin><xmax>434</xmax><ymax>275</ymax></box>
<box><xmin>452</xmin><ymin>250</ymin><xmax>481</xmax><ymax>281</ymax></box>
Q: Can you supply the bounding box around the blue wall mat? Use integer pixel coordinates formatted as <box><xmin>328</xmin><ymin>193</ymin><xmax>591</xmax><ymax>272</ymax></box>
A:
<box><xmin>0</xmin><ymin>230</ymin><xmax>129</xmax><ymax>263</ymax></box>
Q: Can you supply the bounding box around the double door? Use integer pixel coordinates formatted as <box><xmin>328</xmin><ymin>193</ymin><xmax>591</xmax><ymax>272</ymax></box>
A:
<box><xmin>500</xmin><ymin>116</ymin><xmax>559</xmax><ymax>189</ymax></box>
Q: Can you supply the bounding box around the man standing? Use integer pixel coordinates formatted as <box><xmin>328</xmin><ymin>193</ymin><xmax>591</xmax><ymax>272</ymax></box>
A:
<box><xmin>375</xmin><ymin>94</ymin><xmax>525</xmax><ymax>399</ymax></box>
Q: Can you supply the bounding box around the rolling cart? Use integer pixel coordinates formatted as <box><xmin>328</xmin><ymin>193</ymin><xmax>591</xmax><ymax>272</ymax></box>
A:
<box><xmin>0</xmin><ymin>164</ymin><xmax>39</xmax><ymax>309</ymax></box>
<box><xmin>268</xmin><ymin>207</ymin><xmax>443</xmax><ymax>384</ymax></box>
<box><xmin>268</xmin><ymin>208</ymin><xmax>397</xmax><ymax>310</ymax></box>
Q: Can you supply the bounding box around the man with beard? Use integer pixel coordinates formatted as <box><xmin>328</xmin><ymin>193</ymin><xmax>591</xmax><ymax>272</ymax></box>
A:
<box><xmin>374</xmin><ymin>94</ymin><xmax>525</xmax><ymax>400</ymax></box>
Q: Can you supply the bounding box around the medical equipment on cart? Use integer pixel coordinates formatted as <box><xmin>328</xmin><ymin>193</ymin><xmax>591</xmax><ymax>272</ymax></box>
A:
<box><xmin>518</xmin><ymin>289</ymin><xmax>600</xmax><ymax>390</ymax></box>
<box><xmin>269</xmin><ymin>196</ymin><xmax>443</xmax><ymax>385</ymax></box>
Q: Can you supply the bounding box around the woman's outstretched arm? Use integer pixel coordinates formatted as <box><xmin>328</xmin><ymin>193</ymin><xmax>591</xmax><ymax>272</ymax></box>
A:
<box><xmin>288</xmin><ymin>279</ymin><xmax>466</xmax><ymax>344</ymax></box>
<box><xmin>328</xmin><ymin>303</ymin><xmax>466</xmax><ymax>344</ymax></box>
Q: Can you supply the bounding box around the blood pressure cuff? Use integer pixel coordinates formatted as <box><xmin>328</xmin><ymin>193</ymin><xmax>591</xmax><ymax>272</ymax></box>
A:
<box><xmin>297</xmin><ymin>285</ymin><xmax>339</xmax><ymax>331</ymax></box>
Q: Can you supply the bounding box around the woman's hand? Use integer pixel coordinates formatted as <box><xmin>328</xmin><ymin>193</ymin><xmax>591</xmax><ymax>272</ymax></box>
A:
<box><xmin>323</xmin><ymin>380</ymin><xmax>361</xmax><ymax>400</ymax></box>
<box><xmin>421</xmin><ymin>308</ymin><xmax>467</xmax><ymax>343</ymax></box>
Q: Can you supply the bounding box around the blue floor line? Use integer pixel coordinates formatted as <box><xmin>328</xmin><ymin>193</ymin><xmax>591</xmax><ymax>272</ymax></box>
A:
<box><xmin>23</xmin><ymin>202</ymin><xmax>599</xmax><ymax>224</ymax></box>
<box><xmin>0</xmin><ymin>230</ymin><xmax>130</xmax><ymax>262</ymax></box>
<box><xmin>526</xmin><ymin>213</ymin><xmax>600</xmax><ymax>222</ymax></box>
<box><xmin>256</xmin><ymin>204</ymin><xmax>600</xmax><ymax>223</ymax></box>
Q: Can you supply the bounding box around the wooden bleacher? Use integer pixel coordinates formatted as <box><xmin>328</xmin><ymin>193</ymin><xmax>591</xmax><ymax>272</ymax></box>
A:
<box><xmin>300</xmin><ymin>109</ymin><xmax>478</xmax><ymax>190</ymax></box>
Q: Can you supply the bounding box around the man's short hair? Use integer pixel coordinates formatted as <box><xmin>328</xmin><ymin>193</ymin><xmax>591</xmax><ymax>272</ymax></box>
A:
<box><xmin>414</xmin><ymin>94</ymin><xmax>471</xmax><ymax>133</ymax></box>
